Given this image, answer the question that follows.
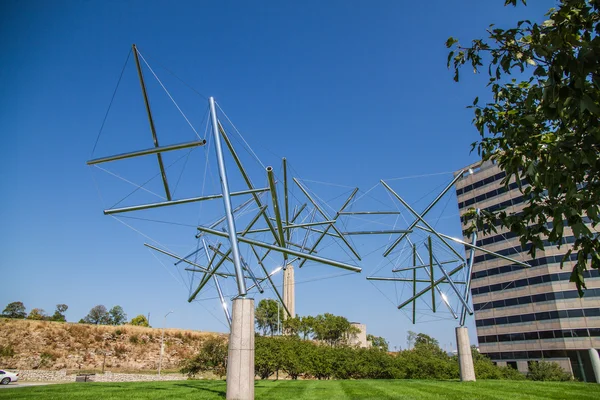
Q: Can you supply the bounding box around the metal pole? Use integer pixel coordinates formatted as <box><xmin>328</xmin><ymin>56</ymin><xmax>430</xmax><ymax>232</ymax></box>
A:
<box><xmin>105</xmin><ymin>187</ymin><xmax>269</xmax><ymax>215</ymax></box>
<box><xmin>203</xmin><ymin>239</ymin><xmax>231</xmax><ymax>327</ymax></box>
<box><xmin>209</xmin><ymin>97</ymin><xmax>246</xmax><ymax>296</ymax></box>
<box><xmin>395</xmin><ymin>264</ymin><xmax>464</xmax><ymax>309</ymax></box>
<box><xmin>158</xmin><ymin>310</ymin><xmax>173</xmax><ymax>375</ymax></box>
<box><xmin>414</xmin><ymin>225</ymin><xmax>531</xmax><ymax>268</ymax></box>
<box><xmin>132</xmin><ymin>44</ymin><xmax>171</xmax><ymax>201</ymax></box>
<box><xmin>381</xmin><ymin>180</ymin><xmax>465</xmax><ymax>262</ymax></box>
<box><xmin>460</xmin><ymin>209</ymin><xmax>479</xmax><ymax>326</ymax></box>
<box><xmin>87</xmin><ymin>140</ymin><xmax>206</xmax><ymax>165</ymax></box>
<box><xmin>197</xmin><ymin>225</ymin><xmax>362</xmax><ymax>272</ymax></box>
<box><xmin>425</xmin><ymin>241</ymin><xmax>474</xmax><ymax>315</ymax></box>
<box><xmin>283</xmin><ymin>158</ymin><xmax>290</xmax><ymax>244</ymax></box>
<box><xmin>267</xmin><ymin>166</ymin><xmax>287</xmax><ymax>262</ymax></box>
<box><xmin>294</xmin><ymin>178</ymin><xmax>361</xmax><ymax>261</ymax></box>
<box><xmin>406</xmin><ymin>237</ymin><xmax>458</xmax><ymax>319</ymax></box>
<box><xmin>412</xmin><ymin>243</ymin><xmax>417</xmax><ymax>324</ymax></box>
<box><xmin>428</xmin><ymin>237</ymin><xmax>436</xmax><ymax>313</ymax></box>
<box><xmin>143</xmin><ymin>243</ymin><xmax>228</xmax><ymax>278</ymax></box>
<box><xmin>382</xmin><ymin>171</ymin><xmax>465</xmax><ymax>256</ymax></box>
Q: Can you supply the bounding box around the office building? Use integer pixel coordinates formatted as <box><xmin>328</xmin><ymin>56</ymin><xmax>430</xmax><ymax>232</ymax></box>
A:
<box><xmin>455</xmin><ymin>160</ymin><xmax>600</xmax><ymax>382</ymax></box>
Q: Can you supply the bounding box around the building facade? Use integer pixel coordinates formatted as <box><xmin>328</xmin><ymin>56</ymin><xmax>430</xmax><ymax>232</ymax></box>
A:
<box><xmin>455</xmin><ymin>160</ymin><xmax>600</xmax><ymax>382</ymax></box>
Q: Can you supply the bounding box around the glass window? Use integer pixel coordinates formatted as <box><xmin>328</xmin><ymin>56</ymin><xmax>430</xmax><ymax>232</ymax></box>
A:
<box><xmin>567</xmin><ymin>309</ymin><xmax>584</xmax><ymax>318</ymax></box>
<box><xmin>539</xmin><ymin>331</ymin><xmax>554</xmax><ymax>339</ymax></box>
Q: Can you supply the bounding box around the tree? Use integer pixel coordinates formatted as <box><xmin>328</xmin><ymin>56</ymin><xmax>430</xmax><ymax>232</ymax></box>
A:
<box><xmin>282</xmin><ymin>316</ymin><xmax>301</xmax><ymax>336</ymax></box>
<box><xmin>312</xmin><ymin>313</ymin><xmax>355</xmax><ymax>347</ymax></box>
<box><xmin>298</xmin><ymin>315</ymin><xmax>315</xmax><ymax>340</ymax></box>
<box><xmin>255</xmin><ymin>336</ymin><xmax>282</xmax><ymax>379</ymax></box>
<box><xmin>447</xmin><ymin>0</ymin><xmax>600</xmax><ymax>294</ymax></box>
<box><xmin>180</xmin><ymin>336</ymin><xmax>228</xmax><ymax>378</ymax></box>
<box><xmin>82</xmin><ymin>305</ymin><xmax>110</xmax><ymax>325</ymax></box>
<box><xmin>527</xmin><ymin>360</ymin><xmax>572</xmax><ymax>381</ymax></box>
<box><xmin>255</xmin><ymin>299</ymin><xmax>283</xmax><ymax>336</ymax></box>
<box><xmin>26</xmin><ymin>308</ymin><xmax>47</xmax><ymax>320</ymax></box>
<box><xmin>129</xmin><ymin>314</ymin><xmax>150</xmax><ymax>327</ymax></box>
<box><xmin>108</xmin><ymin>305</ymin><xmax>127</xmax><ymax>325</ymax></box>
<box><xmin>2</xmin><ymin>301</ymin><xmax>27</xmax><ymax>319</ymax></box>
<box><xmin>406</xmin><ymin>330</ymin><xmax>417</xmax><ymax>350</ymax></box>
<box><xmin>50</xmin><ymin>304</ymin><xmax>68</xmax><ymax>322</ymax></box>
<box><xmin>367</xmin><ymin>334</ymin><xmax>389</xmax><ymax>351</ymax></box>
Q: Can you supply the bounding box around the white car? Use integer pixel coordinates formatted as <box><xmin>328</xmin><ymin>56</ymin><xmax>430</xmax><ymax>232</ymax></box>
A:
<box><xmin>0</xmin><ymin>370</ymin><xmax>19</xmax><ymax>385</ymax></box>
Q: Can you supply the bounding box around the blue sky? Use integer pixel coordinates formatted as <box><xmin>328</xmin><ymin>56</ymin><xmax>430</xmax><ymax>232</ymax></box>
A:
<box><xmin>1</xmin><ymin>0</ymin><xmax>555</xmax><ymax>350</ymax></box>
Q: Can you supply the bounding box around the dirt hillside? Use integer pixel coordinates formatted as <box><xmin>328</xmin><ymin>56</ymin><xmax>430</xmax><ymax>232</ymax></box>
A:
<box><xmin>0</xmin><ymin>318</ymin><xmax>224</xmax><ymax>372</ymax></box>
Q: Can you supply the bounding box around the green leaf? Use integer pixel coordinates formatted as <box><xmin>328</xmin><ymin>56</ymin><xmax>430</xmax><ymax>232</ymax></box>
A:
<box><xmin>445</xmin><ymin>37</ymin><xmax>458</xmax><ymax>48</ymax></box>
<box><xmin>581</xmin><ymin>95</ymin><xmax>600</xmax><ymax>114</ymax></box>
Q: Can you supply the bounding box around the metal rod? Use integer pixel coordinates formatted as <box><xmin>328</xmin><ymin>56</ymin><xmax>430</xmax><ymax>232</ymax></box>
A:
<box><xmin>241</xmin><ymin>257</ymin><xmax>264</xmax><ymax>293</ymax></box>
<box><xmin>396</xmin><ymin>264</ymin><xmax>464</xmax><ymax>309</ymax></box>
<box><xmin>197</xmin><ymin>225</ymin><xmax>362</xmax><ymax>273</ymax></box>
<box><xmin>87</xmin><ymin>140</ymin><xmax>206</xmax><ymax>166</ymax></box>
<box><xmin>267</xmin><ymin>167</ymin><xmax>287</xmax><ymax>260</ymax></box>
<box><xmin>104</xmin><ymin>187</ymin><xmax>269</xmax><ymax>215</ymax></box>
<box><xmin>428</xmin><ymin>236</ymin><xmax>436</xmax><ymax>313</ymax></box>
<box><xmin>195</xmin><ymin>196</ymin><xmax>258</xmax><ymax>239</ymax></box>
<box><xmin>283</xmin><ymin>158</ymin><xmax>290</xmax><ymax>243</ymax></box>
<box><xmin>245</xmin><ymin>219</ymin><xmax>336</xmax><ymax>234</ymax></box>
<box><xmin>412</xmin><ymin>243</ymin><xmax>417</xmax><ymax>324</ymax></box>
<box><xmin>425</xmin><ymin>240</ymin><xmax>473</xmax><ymax>315</ymax></box>
<box><xmin>294</xmin><ymin>180</ymin><xmax>360</xmax><ymax>265</ymax></box>
<box><xmin>202</xmin><ymin>240</ymin><xmax>231</xmax><ymax>327</ymax></box>
<box><xmin>132</xmin><ymin>44</ymin><xmax>171</xmax><ymax>201</ymax></box>
<box><xmin>460</xmin><ymin>209</ymin><xmax>479</xmax><ymax>326</ymax></box>
<box><xmin>209</xmin><ymin>96</ymin><xmax>246</xmax><ymax>296</ymax></box>
<box><xmin>249</xmin><ymin>246</ymin><xmax>291</xmax><ymax>318</ymax></box>
<box><xmin>381</xmin><ymin>180</ymin><xmax>465</xmax><ymax>262</ymax></box>
<box><xmin>406</xmin><ymin>237</ymin><xmax>458</xmax><ymax>319</ymax></box>
<box><xmin>258</xmin><ymin>204</ymin><xmax>308</xmax><ymax>264</ymax></box>
<box><xmin>188</xmin><ymin>205</ymin><xmax>269</xmax><ymax>302</ymax></box>
<box><xmin>382</xmin><ymin>171</ymin><xmax>465</xmax><ymax>257</ymax></box>
<box><xmin>143</xmin><ymin>243</ymin><xmax>228</xmax><ymax>278</ymax></box>
<box><xmin>366</xmin><ymin>277</ymin><xmax>466</xmax><ymax>284</ymax></box>
<box><xmin>286</xmin><ymin>241</ymin><xmax>317</xmax><ymax>252</ymax></box>
<box><xmin>218</xmin><ymin>121</ymin><xmax>279</xmax><ymax>243</ymax></box>
<box><xmin>341</xmin><ymin>230</ymin><xmax>412</xmax><ymax>235</ymax></box>
<box><xmin>209</xmin><ymin>245</ymin><xmax>234</xmax><ymax>264</ymax></box>
<box><xmin>174</xmin><ymin>246</ymin><xmax>204</xmax><ymax>266</ymax></box>
<box><xmin>338</xmin><ymin>211</ymin><xmax>401</xmax><ymax>215</ymax></box>
<box><xmin>414</xmin><ymin>225</ymin><xmax>531</xmax><ymax>268</ymax></box>
<box><xmin>300</xmin><ymin>209</ymin><xmax>316</xmax><ymax>254</ymax></box>
<box><xmin>392</xmin><ymin>259</ymin><xmax>458</xmax><ymax>273</ymax></box>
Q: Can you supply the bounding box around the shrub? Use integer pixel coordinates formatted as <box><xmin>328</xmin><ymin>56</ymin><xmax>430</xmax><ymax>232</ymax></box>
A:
<box><xmin>527</xmin><ymin>361</ymin><xmax>572</xmax><ymax>381</ymax></box>
<box><xmin>129</xmin><ymin>335</ymin><xmax>139</xmax><ymax>344</ymax></box>
<box><xmin>181</xmin><ymin>336</ymin><xmax>228</xmax><ymax>378</ymax></box>
<box><xmin>0</xmin><ymin>344</ymin><xmax>15</xmax><ymax>357</ymax></box>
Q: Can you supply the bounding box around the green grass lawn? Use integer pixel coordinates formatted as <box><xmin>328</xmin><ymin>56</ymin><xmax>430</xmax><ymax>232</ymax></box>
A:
<box><xmin>1</xmin><ymin>379</ymin><xmax>598</xmax><ymax>399</ymax></box>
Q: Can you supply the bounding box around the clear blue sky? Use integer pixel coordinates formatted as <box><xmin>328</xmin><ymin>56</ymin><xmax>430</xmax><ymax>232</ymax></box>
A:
<box><xmin>1</xmin><ymin>0</ymin><xmax>554</xmax><ymax>351</ymax></box>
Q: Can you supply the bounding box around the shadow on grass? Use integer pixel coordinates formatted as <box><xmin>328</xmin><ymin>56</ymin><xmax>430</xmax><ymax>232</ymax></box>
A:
<box><xmin>171</xmin><ymin>382</ymin><xmax>226</xmax><ymax>398</ymax></box>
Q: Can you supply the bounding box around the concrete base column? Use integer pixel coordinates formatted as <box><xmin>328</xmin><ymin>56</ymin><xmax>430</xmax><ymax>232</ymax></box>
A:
<box><xmin>226</xmin><ymin>298</ymin><xmax>254</xmax><ymax>400</ymax></box>
<box><xmin>456</xmin><ymin>327</ymin><xmax>476</xmax><ymax>382</ymax></box>
<box><xmin>589</xmin><ymin>348</ymin><xmax>600</xmax><ymax>384</ymax></box>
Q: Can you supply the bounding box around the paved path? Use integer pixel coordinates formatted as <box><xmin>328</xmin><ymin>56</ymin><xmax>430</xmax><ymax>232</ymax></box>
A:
<box><xmin>0</xmin><ymin>382</ymin><xmax>65</xmax><ymax>389</ymax></box>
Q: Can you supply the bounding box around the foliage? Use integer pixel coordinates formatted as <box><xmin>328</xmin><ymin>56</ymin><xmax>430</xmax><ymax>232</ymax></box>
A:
<box><xmin>255</xmin><ymin>336</ymin><xmax>282</xmax><ymax>379</ymax></box>
<box><xmin>255</xmin><ymin>299</ymin><xmax>283</xmax><ymax>336</ymax></box>
<box><xmin>367</xmin><ymin>334</ymin><xmax>389</xmax><ymax>351</ymax></box>
<box><xmin>129</xmin><ymin>314</ymin><xmax>150</xmax><ymax>327</ymax></box>
<box><xmin>406</xmin><ymin>330</ymin><xmax>417</xmax><ymax>350</ymax></box>
<box><xmin>180</xmin><ymin>336</ymin><xmax>228</xmax><ymax>378</ymax></box>
<box><xmin>0</xmin><ymin>344</ymin><xmax>15</xmax><ymax>357</ymax></box>
<box><xmin>282</xmin><ymin>316</ymin><xmax>301</xmax><ymax>336</ymax></box>
<box><xmin>298</xmin><ymin>315</ymin><xmax>315</xmax><ymax>340</ymax></box>
<box><xmin>279</xmin><ymin>337</ymin><xmax>312</xmax><ymax>380</ymax></box>
<box><xmin>312</xmin><ymin>313</ymin><xmax>356</xmax><ymax>347</ymax></box>
<box><xmin>50</xmin><ymin>304</ymin><xmax>68</xmax><ymax>322</ymax></box>
<box><xmin>26</xmin><ymin>308</ymin><xmax>47</xmax><ymax>321</ymax></box>
<box><xmin>527</xmin><ymin>360</ymin><xmax>572</xmax><ymax>381</ymax></box>
<box><xmin>1</xmin><ymin>301</ymin><xmax>27</xmax><ymax>319</ymax></box>
<box><xmin>447</xmin><ymin>0</ymin><xmax>600</xmax><ymax>294</ymax></box>
<box><xmin>82</xmin><ymin>305</ymin><xmax>110</xmax><ymax>325</ymax></box>
<box><xmin>108</xmin><ymin>305</ymin><xmax>127</xmax><ymax>325</ymax></box>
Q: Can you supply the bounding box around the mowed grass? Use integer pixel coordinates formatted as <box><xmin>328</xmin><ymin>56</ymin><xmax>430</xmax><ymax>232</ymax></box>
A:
<box><xmin>1</xmin><ymin>379</ymin><xmax>598</xmax><ymax>399</ymax></box>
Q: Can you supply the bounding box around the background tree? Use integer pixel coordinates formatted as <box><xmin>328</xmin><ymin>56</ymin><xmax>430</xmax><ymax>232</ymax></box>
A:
<box><xmin>180</xmin><ymin>336</ymin><xmax>228</xmax><ymax>378</ymax></box>
<box><xmin>129</xmin><ymin>314</ymin><xmax>150</xmax><ymax>327</ymax></box>
<box><xmin>312</xmin><ymin>313</ymin><xmax>356</xmax><ymax>347</ymax></box>
<box><xmin>406</xmin><ymin>330</ymin><xmax>417</xmax><ymax>350</ymax></box>
<box><xmin>82</xmin><ymin>305</ymin><xmax>110</xmax><ymax>325</ymax></box>
<box><xmin>2</xmin><ymin>301</ymin><xmax>27</xmax><ymax>319</ymax></box>
<box><xmin>447</xmin><ymin>0</ymin><xmax>600</xmax><ymax>294</ymax></box>
<box><xmin>367</xmin><ymin>334</ymin><xmax>389</xmax><ymax>351</ymax></box>
<box><xmin>282</xmin><ymin>316</ymin><xmax>301</xmax><ymax>336</ymax></box>
<box><xmin>298</xmin><ymin>315</ymin><xmax>315</xmax><ymax>340</ymax></box>
<box><xmin>108</xmin><ymin>305</ymin><xmax>127</xmax><ymax>325</ymax></box>
<box><xmin>26</xmin><ymin>308</ymin><xmax>46</xmax><ymax>320</ymax></box>
<box><xmin>50</xmin><ymin>304</ymin><xmax>68</xmax><ymax>322</ymax></box>
<box><xmin>255</xmin><ymin>299</ymin><xmax>283</xmax><ymax>336</ymax></box>
<box><xmin>255</xmin><ymin>336</ymin><xmax>282</xmax><ymax>379</ymax></box>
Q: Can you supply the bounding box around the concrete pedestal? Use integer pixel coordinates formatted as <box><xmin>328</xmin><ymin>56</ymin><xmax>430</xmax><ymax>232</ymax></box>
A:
<box><xmin>589</xmin><ymin>348</ymin><xmax>600</xmax><ymax>384</ymax></box>
<box><xmin>226</xmin><ymin>298</ymin><xmax>255</xmax><ymax>400</ymax></box>
<box><xmin>456</xmin><ymin>327</ymin><xmax>476</xmax><ymax>382</ymax></box>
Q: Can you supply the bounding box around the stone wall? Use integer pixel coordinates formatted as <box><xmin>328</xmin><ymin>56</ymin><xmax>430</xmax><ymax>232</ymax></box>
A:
<box><xmin>16</xmin><ymin>369</ymin><xmax>188</xmax><ymax>383</ymax></box>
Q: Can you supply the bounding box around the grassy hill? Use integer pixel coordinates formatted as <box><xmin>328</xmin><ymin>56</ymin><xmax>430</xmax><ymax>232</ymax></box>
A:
<box><xmin>0</xmin><ymin>318</ymin><xmax>223</xmax><ymax>373</ymax></box>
